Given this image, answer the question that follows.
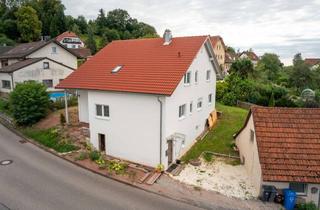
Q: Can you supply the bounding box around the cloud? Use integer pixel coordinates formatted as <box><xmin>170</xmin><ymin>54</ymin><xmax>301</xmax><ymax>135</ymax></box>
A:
<box><xmin>62</xmin><ymin>0</ymin><xmax>320</xmax><ymax>65</ymax></box>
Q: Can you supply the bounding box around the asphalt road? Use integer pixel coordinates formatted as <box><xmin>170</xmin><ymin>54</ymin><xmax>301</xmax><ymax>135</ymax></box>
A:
<box><xmin>0</xmin><ymin>124</ymin><xmax>202</xmax><ymax>210</ymax></box>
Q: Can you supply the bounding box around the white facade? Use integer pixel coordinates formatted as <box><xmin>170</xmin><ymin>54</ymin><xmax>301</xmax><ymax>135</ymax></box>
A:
<box><xmin>27</xmin><ymin>42</ymin><xmax>78</xmax><ymax>69</ymax></box>
<box><xmin>77</xmin><ymin>43</ymin><xmax>216</xmax><ymax>169</ymax></box>
<box><xmin>59</xmin><ymin>37</ymin><xmax>85</xmax><ymax>49</ymax></box>
<box><xmin>0</xmin><ymin>59</ymin><xmax>73</xmax><ymax>93</ymax></box>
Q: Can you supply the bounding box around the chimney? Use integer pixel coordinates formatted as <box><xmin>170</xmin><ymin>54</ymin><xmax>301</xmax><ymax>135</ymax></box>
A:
<box><xmin>163</xmin><ymin>29</ymin><xmax>172</xmax><ymax>45</ymax></box>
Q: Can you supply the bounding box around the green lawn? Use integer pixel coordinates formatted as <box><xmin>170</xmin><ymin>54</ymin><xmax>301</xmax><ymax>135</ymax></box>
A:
<box><xmin>182</xmin><ymin>103</ymin><xmax>249</xmax><ymax>162</ymax></box>
<box><xmin>22</xmin><ymin>128</ymin><xmax>79</xmax><ymax>153</ymax></box>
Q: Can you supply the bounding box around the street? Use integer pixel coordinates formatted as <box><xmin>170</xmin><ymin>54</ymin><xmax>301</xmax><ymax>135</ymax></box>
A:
<box><xmin>0</xmin><ymin>124</ymin><xmax>202</xmax><ymax>210</ymax></box>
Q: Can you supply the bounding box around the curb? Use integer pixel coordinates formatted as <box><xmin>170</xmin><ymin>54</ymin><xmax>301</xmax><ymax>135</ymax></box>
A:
<box><xmin>0</xmin><ymin>120</ymin><xmax>207</xmax><ymax>210</ymax></box>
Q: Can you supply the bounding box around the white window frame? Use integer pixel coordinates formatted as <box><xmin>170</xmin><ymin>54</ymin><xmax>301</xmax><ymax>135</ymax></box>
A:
<box><xmin>206</xmin><ymin>70</ymin><xmax>211</xmax><ymax>82</ymax></box>
<box><xmin>184</xmin><ymin>72</ymin><xmax>191</xmax><ymax>85</ymax></box>
<box><xmin>289</xmin><ymin>183</ymin><xmax>307</xmax><ymax>195</ymax></box>
<box><xmin>178</xmin><ymin>104</ymin><xmax>186</xmax><ymax>120</ymax></box>
<box><xmin>2</xmin><ymin>80</ymin><xmax>11</xmax><ymax>89</ymax></box>
<box><xmin>197</xmin><ymin>98</ymin><xmax>203</xmax><ymax>111</ymax></box>
<box><xmin>195</xmin><ymin>71</ymin><xmax>198</xmax><ymax>84</ymax></box>
<box><xmin>208</xmin><ymin>93</ymin><xmax>212</xmax><ymax>104</ymax></box>
<box><xmin>95</xmin><ymin>104</ymin><xmax>110</xmax><ymax>119</ymax></box>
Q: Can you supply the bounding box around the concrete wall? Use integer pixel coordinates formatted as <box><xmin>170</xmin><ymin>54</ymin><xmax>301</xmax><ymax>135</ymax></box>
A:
<box><xmin>12</xmin><ymin>58</ymin><xmax>73</xmax><ymax>92</ymax></box>
<box><xmin>264</xmin><ymin>181</ymin><xmax>320</xmax><ymax>207</ymax></box>
<box><xmin>27</xmin><ymin>42</ymin><xmax>78</xmax><ymax>69</ymax></box>
<box><xmin>236</xmin><ymin>115</ymin><xmax>262</xmax><ymax>194</ymax></box>
<box><xmin>87</xmin><ymin>90</ymin><xmax>162</xmax><ymax>167</ymax></box>
<box><xmin>162</xmin><ymin>43</ymin><xmax>216</xmax><ymax>169</ymax></box>
<box><xmin>78</xmin><ymin>90</ymin><xmax>89</xmax><ymax>123</ymax></box>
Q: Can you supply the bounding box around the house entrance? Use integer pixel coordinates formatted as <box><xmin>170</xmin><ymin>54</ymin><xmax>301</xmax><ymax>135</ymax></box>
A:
<box><xmin>98</xmin><ymin>133</ymin><xmax>106</xmax><ymax>152</ymax></box>
<box><xmin>167</xmin><ymin>139</ymin><xmax>173</xmax><ymax>165</ymax></box>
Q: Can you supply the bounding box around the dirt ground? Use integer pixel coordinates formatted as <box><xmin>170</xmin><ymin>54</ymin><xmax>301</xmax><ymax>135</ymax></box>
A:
<box><xmin>35</xmin><ymin>106</ymin><xmax>79</xmax><ymax>129</ymax></box>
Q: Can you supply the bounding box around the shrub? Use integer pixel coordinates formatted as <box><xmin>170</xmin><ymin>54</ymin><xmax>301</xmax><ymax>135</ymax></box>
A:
<box><xmin>95</xmin><ymin>156</ymin><xmax>106</xmax><ymax>169</ymax></box>
<box><xmin>108</xmin><ymin>160</ymin><xmax>127</xmax><ymax>174</ymax></box>
<box><xmin>155</xmin><ymin>164</ymin><xmax>164</xmax><ymax>172</ymax></box>
<box><xmin>10</xmin><ymin>81</ymin><xmax>50</xmax><ymax>125</ymax></box>
<box><xmin>296</xmin><ymin>202</ymin><xmax>317</xmax><ymax>210</ymax></box>
<box><xmin>60</xmin><ymin>113</ymin><xmax>66</xmax><ymax>125</ymax></box>
<box><xmin>75</xmin><ymin>152</ymin><xmax>88</xmax><ymax>161</ymax></box>
<box><xmin>89</xmin><ymin>150</ymin><xmax>101</xmax><ymax>161</ymax></box>
<box><xmin>216</xmin><ymin>81</ymin><xmax>228</xmax><ymax>101</ymax></box>
<box><xmin>221</xmin><ymin>92</ymin><xmax>237</xmax><ymax>106</ymax></box>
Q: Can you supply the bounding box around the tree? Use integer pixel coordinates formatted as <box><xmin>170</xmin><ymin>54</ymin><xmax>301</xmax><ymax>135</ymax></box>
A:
<box><xmin>75</xmin><ymin>15</ymin><xmax>88</xmax><ymax>34</ymax></box>
<box><xmin>229</xmin><ymin>58</ymin><xmax>254</xmax><ymax>78</ymax></box>
<box><xmin>15</xmin><ymin>6</ymin><xmax>41</xmax><ymax>42</ymax></box>
<box><xmin>106</xmin><ymin>9</ymin><xmax>132</xmax><ymax>32</ymax></box>
<box><xmin>86</xmin><ymin>27</ymin><xmax>96</xmax><ymax>54</ymax></box>
<box><xmin>9</xmin><ymin>81</ymin><xmax>50</xmax><ymax>125</ymax></box>
<box><xmin>96</xmin><ymin>8</ymin><xmax>107</xmax><ymax>35</ymax></box>
<box><xmin>256</xmin><ymin>53</ymin><xmax>283</xmax><ymax>81</ymax></box>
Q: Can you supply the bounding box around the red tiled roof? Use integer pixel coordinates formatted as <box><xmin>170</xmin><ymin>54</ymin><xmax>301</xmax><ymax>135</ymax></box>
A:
<box><xmin>240</xmin><ymin>51</ymin><xmax>259</xmax><ymax>61</ymax></box>
<box><xmin>305</xmin><ymin>58</ymin><xmax>320</xmax><ymax>66</ymax></box>
<box><xmin>70</xmin><ymin>48</ymin><xmax>92</xmax><ymax>58</ymax></box>
<box><xmin>56</xmin><ymin>31</ymin><xmax>79</xmax><ymax>42</ymax></box>
<box><xmin>210</xmin><ymin>36</ymin><xmax>226</xmax><ymax>49</ymax></box>
<box><xmin>57</xmin><ymin>36</ymin><xmax>209</xmax><ymax>95</ymax></box>
<box><xmin>251</xmin><ymin>107</ymin><xmax>320</xmax><ymax>183</ymax></box>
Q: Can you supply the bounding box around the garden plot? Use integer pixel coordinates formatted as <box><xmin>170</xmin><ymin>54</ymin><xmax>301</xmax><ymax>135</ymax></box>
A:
<box><xmin>174</xmin><ymin>158</ymin><xmax>258</xmax><ymax>200</ymax></box>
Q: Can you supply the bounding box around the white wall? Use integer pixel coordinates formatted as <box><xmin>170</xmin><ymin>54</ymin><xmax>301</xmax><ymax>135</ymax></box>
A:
<box><xmin>87</xmin><ymin>90</ymin><xmax>161</xmax><ymax>167</ymax></box>
<box><xmin>27</xmin><ymin>42</ymin><xmax>78</xmax><ymax>69</ymax></box>
<box><xmin>162</xmin><ymin>43</ymin><xmax>216</xmax><ymax>169</ymax></box>
<box><xmin>12</xmin><ymin>58</ymin><xmax>73</xmax><ymax>91</ymax></box>
<box><xmin>78</xmin><ymin>90</ymin><xmax>89</xmax><ymax>123</ymax></box>
<box><xmin>0</xmin><ymin>73</ymin><xmax>12</xmax><ymax>93</ymax></box>
<box><xmin>236</xmin><ymin>115</ymin><xmax>262</xmax><ymax>195</ymax></box>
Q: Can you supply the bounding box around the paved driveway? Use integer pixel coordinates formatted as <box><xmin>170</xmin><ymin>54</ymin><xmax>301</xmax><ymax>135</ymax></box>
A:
<box><xmin>0</xmin><ymin>124</ymin><xmax>203</xmax><ymax>210</ymax></box>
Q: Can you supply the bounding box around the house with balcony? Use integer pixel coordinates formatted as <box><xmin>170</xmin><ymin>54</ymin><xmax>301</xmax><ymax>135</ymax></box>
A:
<box><xmin>57</xmin><ymin>30</ymin><xmax>223</xmax><ymax>169</ymax></box>
<box><xmin>0</xmin><ymin>39</ymin><xmax>81</xmax><ymax>96</ymax></box>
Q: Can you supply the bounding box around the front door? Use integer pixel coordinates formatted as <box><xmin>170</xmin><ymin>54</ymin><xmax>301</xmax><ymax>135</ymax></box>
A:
<box><xmin>167</xmin><ymin>140</ymin><xmax>173</xmax><ymax>165</ymax></box>
<box><xmin>98</xmin><ymin>133</ymin><xmax>106</xmax><ymax>152</ymax></box>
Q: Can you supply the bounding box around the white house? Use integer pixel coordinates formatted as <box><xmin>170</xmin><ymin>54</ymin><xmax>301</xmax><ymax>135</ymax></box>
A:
<box><xmin>0</xmin><ymin>39</ymin><xmax>80</xmax><ymax>96</ymax></box>
<box><xmin>235</xmin><ymin>106</ymin><xmax>320</xmax><ymax>207</ymax></box>
<box><xmin>56</xmin><ymin>31</ymin><xmax>85</xmax><ymax>49</ymax></box>
<box><xmin>57</xmin><ymin>30</ymin><xmax>223</xmax><ymax>169</ymax></box>
<box><xmin>238</xmin><ymin>51</ymin><xmax>260</xmax><ymax>66</ymax></box>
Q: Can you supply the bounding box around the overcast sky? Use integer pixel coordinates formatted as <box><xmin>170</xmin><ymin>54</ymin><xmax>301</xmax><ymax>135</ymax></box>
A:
<box><xmin>62</xmin><ymin>0</ymin><xmax>320</xmax><ymax>65</ymax></box>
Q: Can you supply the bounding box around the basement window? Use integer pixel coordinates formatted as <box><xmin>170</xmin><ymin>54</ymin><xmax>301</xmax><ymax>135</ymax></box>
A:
<box><xmin>111</xmin><ymin>65</ymin><xmax>123</xmax><ymax>73</ymax></box>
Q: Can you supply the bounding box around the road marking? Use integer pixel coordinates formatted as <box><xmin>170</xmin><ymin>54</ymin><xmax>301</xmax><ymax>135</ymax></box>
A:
<box><xmin>0</xmin><ymin>160</ymin><xmax>13</xmax><ymax>166</ymax></box>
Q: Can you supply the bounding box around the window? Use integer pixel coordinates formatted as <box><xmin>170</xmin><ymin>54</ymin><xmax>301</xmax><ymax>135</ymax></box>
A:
<box><xmin>195</xmin><ymin>71</ymin><xmax>198</xmax><ymax>83</ymax></box>
<box><xmin>42</xmin><ymin>79</ymin><xmax>53</xmax><ymax>88</ymax></box>
<box><xmin>189</xmin><ymin>102</ymin><xmax>193</xmax><ymax>113</ymax></box>
<box><xmin>184</xmin><ymin>72</ymin><xmax>191</xmax><ymax>85</ymax></box>
<box><xmin>289</xmin><ymin>183</ymin><xmax>307</xmax><ymax>195</ymax></box>
<box><xmin>197</xmin><ymin>98</ymin><xmax>203</xmax><ymax>110</ymax></box>
<box><xmin>250</xmin><ymin>129</ymin><xmax>255</xmax><ymax>142</ymax></box>
<box><xmin>2</xmin><ymin>80</ymin><xmax>11</xmax><ymax>89</ymax></box>
<box><xmin>208</xmin><ymin>94</ymin><xmax>212</xmax><ymax>104</ymax></box>
<box><xmin>1</xmin><ymin>59</ymin><xmax>8</xmax><ymax>67</ymax></box>
<box><xmin>72</xmin><ymin>45</ymin><xmax>76</xmax><ymax>48</ymax></box>
<box><xmin>178</xmin><ymin>104</ymin><xmax>186</xmax><ymax>119</ymax></box>
<box><xmin>111</xmin><ymin>65</ymin><xmax>123</xmax><ymax>73</ymax></box>
<box><xmin>43</xmin><ymin>62</ymin><xmax>49</xmax><ymax>69</ymax></box>
<box><xmin>206</xmin><ymin>70</ymin><xmax>211</xmax><ymax>81</ymax></box>
<box><xmin>96</xmin><ymin>104</ymin><xmax>110</xmax><ymax>118</ymax></box>
<box><xmin>52</xmin><ymin>46</ymin><xmax>57</xmax><ymax>54</ymax></box>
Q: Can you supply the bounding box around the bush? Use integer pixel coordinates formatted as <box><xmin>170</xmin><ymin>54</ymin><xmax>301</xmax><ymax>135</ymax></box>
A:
<box><xmin>216</xmin><ymin>81</ymin><xmax>228</xmax><ymax>101</ymax></box>
<box><xmin>221</xmin><ymin>92</ymin><xmax>237</xmax><ymax>106</ymax></box>
<box><xmin>296</xmin><ymin>202</ymin><xmax>317</xmax><ymax>210</ymax></box>
<box><xmin>75</xmin><ymin>152</ymin><xmax>88</xmax><ymax>161</ymax></box>
<box><xmin>89</xmin><ymin>150</ymin><xmax>101</xmax><ymax>161</ymax></box>
<box><xmin>108</xmin><ymin>160</ymin><xmax>127</xmax><ymax>174</ymax></box>
<box><xmin>10</xmin><ymin>81</ymin><xmax>50</xmax><ymax>125</ymax></box>
<box><xmin>95</xmin><ymin>156</ymin><xmax>106</xmax><ymax>169</ymax></box>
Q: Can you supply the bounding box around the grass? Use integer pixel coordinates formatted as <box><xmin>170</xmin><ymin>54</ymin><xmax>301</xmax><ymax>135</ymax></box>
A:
<box><xmin>22</xmin><ymin>128</ymin><xmax>79</xmax><ymax>153</ymax></box>
<box><xmin>182</xmin><ymin>103</ymin><xmax>248</xmax><ymax>162</ymax></box>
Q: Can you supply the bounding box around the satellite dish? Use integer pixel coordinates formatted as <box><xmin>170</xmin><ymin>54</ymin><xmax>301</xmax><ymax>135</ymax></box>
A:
<box><xmin>301</xmin><ymin>89</ymin><xmax>315</xmax><ymax>101</ymax></box>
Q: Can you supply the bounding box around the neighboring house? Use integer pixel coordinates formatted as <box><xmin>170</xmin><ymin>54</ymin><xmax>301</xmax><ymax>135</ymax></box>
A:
<box><xmin>210</xmin><ymin>36</ymin><xmax>227</xmax><ymax>72</ymax></box>
<box><xmin>56</xmin><ymin>31</ymin><xmax>85</xmax><ymax>49</ymax></box>
<box><xmin>57</xmin><ymin>30</ymin><xmax>223</xmax><ymax>169</ymax></box>
<box><xmin>235</xmin><ymin>107</ymin><xmax>320</xmax><ymax>207</ymax></box>
<box><xmin>0</xmin><ymin>39</ymin><xmax>80</xmax><ymax>95</ymax></box>
<box><xmin>305</xmin><ymin>58</ymin><xmax>320</xmax><ymax>70</ymax></box>
<box><xmin>224</xmin><ymin>52</ymin><xmax>237</xmax><ymax>72</ymax></box>
<box><xmin>239</xmin><ymin>51</ymin><xmax>260</xmax><ymax>66</ymax></box>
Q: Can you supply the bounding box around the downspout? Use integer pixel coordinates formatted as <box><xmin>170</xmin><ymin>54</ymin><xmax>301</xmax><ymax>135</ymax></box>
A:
<box><xmin>157</xmin><ymin>96</ymin><xmax>163</xmax><ymax>165</ymax></box>
<box><xmin>10</xmin><ymin>73</ymin><xmax>14</xmax><ymax>90</ymax></box>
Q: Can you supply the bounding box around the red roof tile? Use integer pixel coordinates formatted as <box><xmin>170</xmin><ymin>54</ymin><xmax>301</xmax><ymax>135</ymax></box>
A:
<box><xmin>56</xmin><ymin>31</ymin><xmax>79</xmax><ymax>42</ymax></box>
<box><xmin>56</xmin><ymin>36</ymin><xmax>209</xmax><ymax>95</ymax></box>
<box><xmin>240</xmin><ymin>51</ymin><xmax>259</xmax><ymax>61</ymax></box>
<box><xmin>251</xmin><ymin>107</ymin><xmax>320</xmax><ymax>183</ymax></box>
<box><xmin>305</xmin><ymin>58</ymin><xmax>320</xmax><ymax>66</ymax></box>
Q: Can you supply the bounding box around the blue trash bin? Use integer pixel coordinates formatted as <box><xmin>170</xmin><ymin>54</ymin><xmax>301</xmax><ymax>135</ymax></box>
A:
<box><xmin>283</xmin><ymin>189</ymin><xmax>296</xmax><ymax>210</ymax></box>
